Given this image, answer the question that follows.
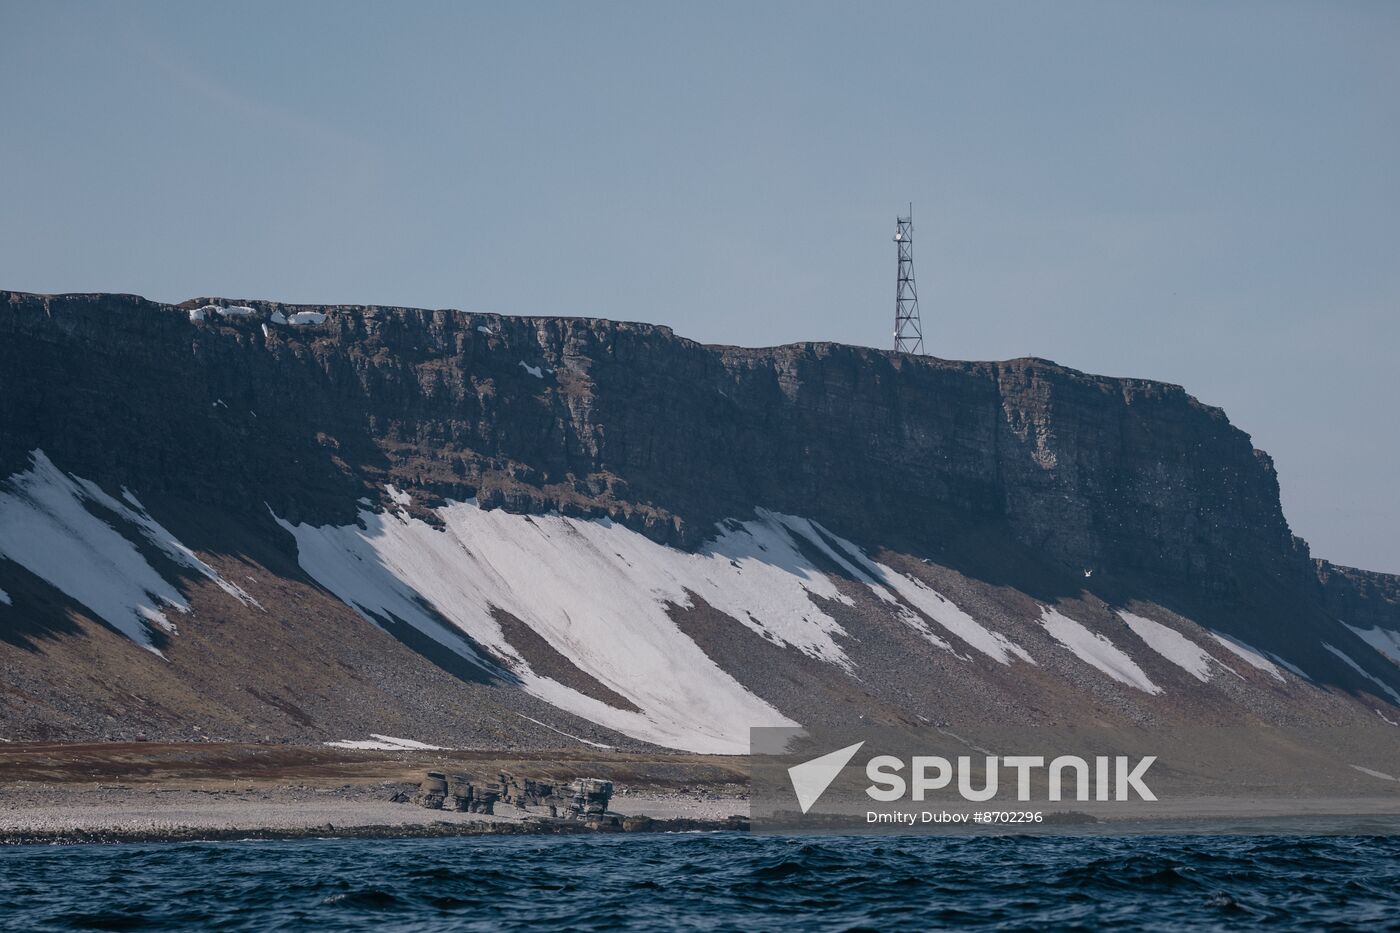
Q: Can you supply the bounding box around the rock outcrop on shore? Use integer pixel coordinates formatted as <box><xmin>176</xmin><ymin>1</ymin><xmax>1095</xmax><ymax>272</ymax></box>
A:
<box><xmin>1</xmin><ymin>291</ymin><xmax>1397</xmax><ymax>749</ymax></box>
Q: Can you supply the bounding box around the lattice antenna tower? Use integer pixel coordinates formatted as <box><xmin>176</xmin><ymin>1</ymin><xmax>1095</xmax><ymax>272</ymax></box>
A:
<box><xmin>893</xmin><ymin>204</ymin><xmax>923</xmax><ymax>354</ymax></box>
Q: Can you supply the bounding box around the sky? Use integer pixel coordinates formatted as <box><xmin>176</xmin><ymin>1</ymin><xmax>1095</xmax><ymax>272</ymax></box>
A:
<box><xmin>2</xmin><ymin>1</ymin><xmax>1397</xmax><ymax>572</ymax></box>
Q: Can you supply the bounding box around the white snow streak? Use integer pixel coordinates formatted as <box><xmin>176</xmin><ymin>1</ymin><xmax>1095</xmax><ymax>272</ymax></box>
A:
<box><xmin>865</xmin><ymin>562</ymin><xmax>1032</xmax><ymax>665</ymax></box>
<box><xmin>1118</xmin><ymin>611</ymin><xmax>1233</xmax><ymax>682</ymax></box>
<box><xmin>0</xmin><ymin>587</ymin><xmax>10</xmax><ymax>606</ymax></box>
<box><xmin>80</xmin><ymin>486</ymin><xmax>259</xmax><ymax>609</ymax></box>
<box><xmin>518</xmin><ymin>361</ymin><xmax>544</xmax><ymax>379</ymax></box>
<box><xmin>1323</xmin><ymin>643</ymin><xmax>1400</xmax><ymax>705</ymax></box>
<box><xmin>0</xmin><ymin>451</ymin><xmax>254</xmax><ymax>653</ymax></box>
<box><xmin>287</xmin><ymin>311</ymin><xmax>326</xmax><ymax>325</ymax></box>
<box><xmin>216</xmin><ymin>305</ymin><xmax>257</xmax><ymax>318</ymax></box>
<box><xmin>766</xmin><ymin>512</ymin><xmax>1031</xmax><ymax>664</ymax></box>
<box><xmin>1350</xmin><ymin>764</ymin><xmax>1399</xmax><ymax>782</ymax></box>
<box><xmin>1039</xmin><ymin>607</ymin><xmax>1161</xmax><ymax>694</ymax></box>
<box><xmin>278</xmin><ymin>503</ymin><xmax>848</xmax><ymax>753</ymax></box>
<box><xmin>1343</xmin><ymin>624</ymin><xmax>1400</xmax><ymax>667</ymax></box>
<box><xmin>270</xmin><ymin>310</ymin><xmax>288</xmax><ymax>324</ymax></box>
<box><xmin>325</xmin><ymin>734</ymin><xmax>446</xmax><ymax>751</ymax></box>
<box><xmin>279</xmin><ymin>499</ymin><xmax>1046</xmax><ymax>751</ymax></box>
<box><xmin>517</xmin><ymin>715</ymin><xmax>614</xmax><ymax>749</ymax></box>
<box><xmin>1207</xmin><ymin>633</ymin><xmax>1287</xmax><ymax>682</ymax></box>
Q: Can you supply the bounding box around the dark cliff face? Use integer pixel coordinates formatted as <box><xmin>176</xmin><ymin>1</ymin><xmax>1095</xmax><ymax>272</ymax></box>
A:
<box><xmin>1314</xmin><ymin>562</ymin><xmax>1400</xmax><ymax>634</ymax></box>
<box><xmin>0</xmin><ymin>291</ymin><xmax>1362</xmax><ymax>608</ymax></box>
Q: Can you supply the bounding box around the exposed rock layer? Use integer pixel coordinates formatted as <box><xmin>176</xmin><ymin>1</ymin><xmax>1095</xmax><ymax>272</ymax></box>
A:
<box><xmin>2</xmin><ymin>290</ymin><xmax>1397</xmax><ymax>746</ymax></box>
<box><xmin>1</xmin><ymin>291</ymin><xmax>1342</xmax><ymax>600</ymax></box>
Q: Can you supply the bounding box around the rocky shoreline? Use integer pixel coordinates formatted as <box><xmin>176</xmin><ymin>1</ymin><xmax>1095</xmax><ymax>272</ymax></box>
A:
<box><xmin>0</xmin><ymin>785</ymin><xmax>751</xmax><ymax>846</ymax></box>
<box><xmin>0</xmin><ymin>813</ymin><xmax>751</xmax><ymax>847</ymax></box>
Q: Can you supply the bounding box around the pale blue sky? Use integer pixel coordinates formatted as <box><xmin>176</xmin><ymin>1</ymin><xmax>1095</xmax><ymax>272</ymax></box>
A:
<box><xmin>2</xmin><ymin>1</ymin><xmax>1397</xmax><ymax>571</ymax></box>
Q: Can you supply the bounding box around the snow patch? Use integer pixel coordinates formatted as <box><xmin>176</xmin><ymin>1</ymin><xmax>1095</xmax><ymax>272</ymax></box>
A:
<box><xmin>518</xmin><ymin>361</ymin><xmax>544</xmax><ymax>379</ymax></box>
<box><xmin>1040</xmin><ymin>607</ymin><xmax>1161</xmax><ymax>694</ymax></box>
<box><xmin>270</xmin><ymin>310</ymin><xmax>288</xmax><ymax>325</ymax></box>
<box><xmin>385</xmin><ymin>485</ymin><xmax>411</xmax><ymax>507</ymax></box>
<box><xmin>1207</xmin><ymin>633</ymin><xmax>1286</xmax><ymax>682</ymax></box>
<box><xmin>1343</xmin><ymin>623</ymin><xmax>1400</xmax><ymax>667</ymax></box>
<box><xmin>287</xmin><ymin>311</ymin><xmax>326</xmax><ymax>325</ymax></box>
<box><xmin>767</xmin><ymin>513</ymin><xmax>1031</xmax><ymax>664</ymax></box>
<box><xmin>763</xmin><ymin>513</ymin><xmax>952</xmax><ymax>655</ymax></box>
<box><xmin>0</xmin><ymin>587</ymin><xmax>10</xmax><ymax>606</ymax></box>
<box><xmin>325</xmin><ymin>734</ymin><xmax>446</xmax><ymax>751</ymax></box>
<box><xmin>69</xmin><ymin>474</ymin><xmax>259</xmax><ymax>609</ymax></box>
<box><xmin>1268</xmin><ymin>653</ymin><xmax>1312</xmax><ymax>681</ymax></box>
<box><xmin>188</xmin><ymin>307</ymin><xmax>208</xmax><ymax>322</ymax></box>
<box><xmin>279</xmin><ymin>499</ymin><xmax>1045</xmax><ymax>751</ymax></box>
<box><xmin>277</xmin><ymin>502</ymin><xmax>905</xmax><ymax>752</ymax></box>
<box><xmin>0</xmin><ymin>451</ymin><xmax>256</xmax><ymax>654</ymax></box>
<box><xmin>517</xmin><ymin>714</ymin><xmax>614</xmax><ymax>749</ymax></box>
<box><xmin>216</xmin><ymin>305</ymin><xmax>257</xmax><ymax>318</ymax></box>
<box><xmin>1118</xmin><ymin>611</ymin><xmax>1233</xmax><ymax>682</ymax></box>
<box><xmin>260</xmin><ymin>323</ymin><xmax>272</xmax><ymax>340</ymax></box>
<box><xmin>1351</xmin><ymin>764</ymin><xmax>1399</xmax><ymax>782</ymax></box>
<box><xmin>871</xmin><ymin>564</ymin><xmax>1032</xmax><ymax>665</ymax></box>
<box><xmin>1323</xmin><ymin>642</ymin><xmax>1400</xmax><ymax>705</ymax></box>
<box><xmin>477</xmin><ymin>325</ymin><xmax>494</xmax><ymax>336</ymax></box>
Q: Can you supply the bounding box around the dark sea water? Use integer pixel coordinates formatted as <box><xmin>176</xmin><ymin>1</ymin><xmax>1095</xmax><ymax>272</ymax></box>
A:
<box><xmin>2</xmin><ymin>833</ymin><xmax>1398</xmax><ymax>931</ymax></box>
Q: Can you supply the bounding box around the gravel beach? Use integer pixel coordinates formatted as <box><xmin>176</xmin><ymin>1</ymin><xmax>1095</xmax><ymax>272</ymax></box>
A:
<box><xmin>0</xmin><ymin>742</ymin><xmax>752</xmax><ymax>844</ymax></box>
<box><xmin>0</xmin><ymin>784</ymin><xmax>749</xmax><ymax>844</ymax></box>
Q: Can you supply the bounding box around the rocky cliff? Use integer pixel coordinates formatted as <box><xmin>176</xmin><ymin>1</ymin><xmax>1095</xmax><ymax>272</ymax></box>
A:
<box><xmin>0</xmin><ymin>292</ymin><xmax>1312</xmax><ymax>591</ymax></box>
<box><xmin>1314</xmin><ymin>562</ymin><xmax>1400</xmax><ymax>636</ymax></box>
<box><xmin>1</xmin><ymin>291</ymin><xmax>1396</xmax><ymax>748</ymax></box>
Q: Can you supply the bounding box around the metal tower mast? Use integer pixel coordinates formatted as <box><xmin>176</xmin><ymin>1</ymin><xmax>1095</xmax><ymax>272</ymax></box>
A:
<box><xmin>893</xmin><ymin>204</ymin><xmax>923</xmax><ymax>354</ymax></box>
